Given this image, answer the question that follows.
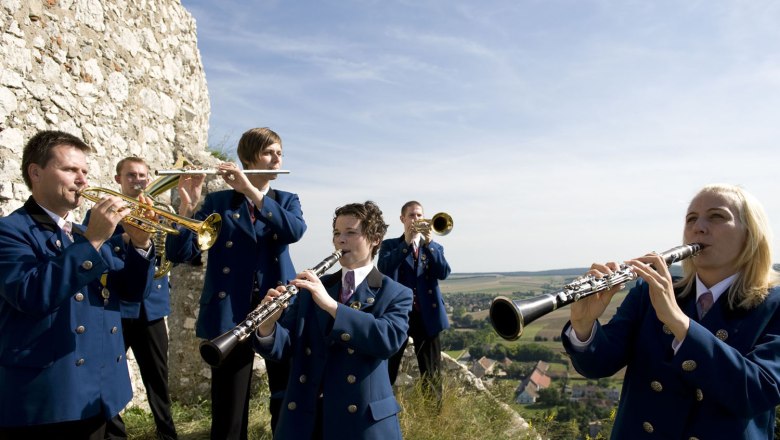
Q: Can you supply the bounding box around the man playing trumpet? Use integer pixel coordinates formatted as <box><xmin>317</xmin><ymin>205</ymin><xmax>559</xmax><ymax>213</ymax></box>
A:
<box><xmin>379</xmin><ymin>201</ymin><xmax>452</xmax><ymax>401</ymax></box>
<box><xmin>83</xmin><ymin>157</ymin><xmax>179</xmax><ymax>440</ymax></box>
<box><xmin>0</xmin><ymin>131</ymin><xmax>156</xmax><ymax>439</ymax></box>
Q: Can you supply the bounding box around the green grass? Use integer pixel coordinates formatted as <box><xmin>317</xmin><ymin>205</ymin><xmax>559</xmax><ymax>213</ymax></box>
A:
<box><xmin>444</xmin><ymin>349</ymin><xmax>466</xmax><ymax>359</ymax></box>
<box><xmin>122</xmin><ymin>377</ymin><xmax>534</xmax><ymax>439</ymax></box>
<box><xmin>123</xmin><ymin>394</ymin><xmax>273</xmax><ymax>439</ymax></box>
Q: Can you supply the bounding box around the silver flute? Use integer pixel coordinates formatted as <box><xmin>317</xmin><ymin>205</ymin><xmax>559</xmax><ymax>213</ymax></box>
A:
<box><xmin>199</xmin><ymin>250</ymin><xmax>343</xmax><ymax>367</ymax></box>
<box><xmin>155</xmin><ymin>169</ymin><xmax>291</xmax><ymax>176</ymax></box>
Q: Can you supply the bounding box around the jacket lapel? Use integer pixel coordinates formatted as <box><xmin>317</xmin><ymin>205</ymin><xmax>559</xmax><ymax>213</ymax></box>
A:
<box><xmin>314</xmin><ymin>272</ymin><xmax>341</xmax><ymax>335</ymax></box>
<box><xmin>24</xmin><ymin>197</ymin><xmax>70</xmax><ymax>252</ymax></box>
<box><xmin>228</xmin><ymin>191</ymin><xmax>256</xmax><ymax>242</ymax></box>
<box><xmin>399</xmin><ymin>235</ymin><xmax>416</xmax><ymax>272</ymax></box>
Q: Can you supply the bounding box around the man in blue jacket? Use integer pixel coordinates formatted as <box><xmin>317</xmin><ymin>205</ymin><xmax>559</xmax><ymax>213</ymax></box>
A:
<box><xmin>0</xmin><ymin>130</ymin><xmax>155</xmax><ymax>439</ymax></box>
<box><xmin>87</xmin><ymin>157</ymin><xmax>178</xmax><ymax>440</ymax></box>
<box><xmin>379</xmin><ymin>201</ymin><xmax>451</xmax><ymax>400</ymax></box>
<box><xmin>168</xmin><ymin>127</ymin><xmax>306</xmax><ymax>440</ymax></box>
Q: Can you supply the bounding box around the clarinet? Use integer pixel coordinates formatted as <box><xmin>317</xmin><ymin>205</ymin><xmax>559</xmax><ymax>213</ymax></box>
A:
<box><xmin>199</xmin><ymin>250</ymin><xmax>343</xmax><ymax>367</ymax></box>
<box><xmin>489</xmin><ymin>243</ymin><xmax>703</xmax><ymax>340</ymax></box>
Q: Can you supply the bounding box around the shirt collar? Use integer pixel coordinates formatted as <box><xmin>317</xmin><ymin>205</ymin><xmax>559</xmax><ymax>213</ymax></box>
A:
<box><xmin>39</xmin><ymin>204</ymin><xmax>75</xmax><ymax>230</ymax></box>
<box><xmin>343</xmin><ymin>263</ymin><xmax>373</xmax><ymax>288</ymax></box>
<box><xmin>245</xmin><ymin>187</ymin><xmax>269</xmax><ymax>205</ymax></box>
<box><xmin>695</xmin><ymin>273</ymin><xmax>738</xmax><ymax>303</ymax></box>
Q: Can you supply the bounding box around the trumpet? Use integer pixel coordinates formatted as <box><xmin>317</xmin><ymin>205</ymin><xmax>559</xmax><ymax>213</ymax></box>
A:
<box><xmin>78</xmin><ymin>187</ymin><xmax>223</xmax><ymax>251</ymax></box>
<box><xmin>412</xmin><ymin>212</ymin><xmax>453</xmax><ymax>236</ymax></box>
<box><xmin>199</xmin><ymin>250</ymin><xmax>342</xmax><ymax>367</ymax></box>
<box><xmin>155</xmin><ymin>169</ymin><xmax>290</xmax><ymax>176</ymax></box>
<box><xmin>143</xmin><ymin>159</ymin><xmax>189</xmax><ymax>277</ymax></box>
<box><xmin>489</xmin><ymin>243</ymin><xmax>703</xmax><ymax>340</ymax></box>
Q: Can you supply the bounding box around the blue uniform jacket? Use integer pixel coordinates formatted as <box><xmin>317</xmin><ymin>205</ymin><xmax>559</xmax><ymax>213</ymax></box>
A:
<box><xmin>0</xmin><ymin>197</ymin><xmax>155</xmax><ymax>427</ymax></box>
<box><xmin>84</xmin><ymin>212</ymin><xmax>171</xmax><ymax>321</ymax></box>
<box><xmin>562</xmin><ymin>280</ymin><xmax>780</xmax><ymax>439</ymax></box>
<box><xmin>254</xmin><ymin>267</ymin><xmax>412</xmax><ymax>440</ymax></box>
<box><xmin>378</xmin><ymin>235</ymin><xmax>451</xmax><ymax>337</ymax></box>
<box><xmin>166</xmin><ymin>188</ymin><xmax>305</xmax><ymax>339</ymax></box>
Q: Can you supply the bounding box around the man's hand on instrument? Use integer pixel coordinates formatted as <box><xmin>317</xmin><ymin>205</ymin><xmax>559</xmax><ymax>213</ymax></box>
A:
<box><xmin>84</xmin><ymin>195</ymin><xmax>128</xmax><ymax>249</ymax></box>
<box><xmin>177</xmin><ymin>168</ymin><xmax>205</xmax><ymax>217</ymax></box>
<box><xmin>122</xmin><ymin>193</ymin><xmax>154</xmax><ymax>250</ymax></box>
<box><xmin>217</xmin><ymin>162</ymin><xmax>252</xmax><ymax>192</ymax></box>
<box><xmin>421</xmin><ymin>227</ymin><xmax>433</xmax><ymax>245</ymax></box>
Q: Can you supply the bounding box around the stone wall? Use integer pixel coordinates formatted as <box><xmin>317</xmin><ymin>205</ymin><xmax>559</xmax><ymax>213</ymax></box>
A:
<box><xmin>0</xmin><ymin>0</ymin><xmax>216</xmax><ymax>409</ymax></box>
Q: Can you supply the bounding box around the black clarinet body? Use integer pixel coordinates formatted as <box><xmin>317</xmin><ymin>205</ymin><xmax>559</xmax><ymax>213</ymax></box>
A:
<box><xmin>199</xmin><ymin>250</ymin><xmax>343</xmax><ymax>367</ymax></box>
<box><xmin>489</xmin><ymin>243</ymin><xmax>703</xmax><ymax>340</ymax></box>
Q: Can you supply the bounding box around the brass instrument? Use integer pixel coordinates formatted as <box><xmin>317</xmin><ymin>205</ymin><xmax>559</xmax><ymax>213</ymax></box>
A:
<box><xmin>143</xmin><ymin>160</ymin><xmax>188</xmax><ymax>278</ymax></box>
<box><xmin>489</xmin><ymin>243</ymin><xmax>703</xmax><ymax>340</ymax></box>
<box><xmin>155</xmin><ymin>169</ymin><xmax>290</xmax><ymax>176</ymax></box>
<box><xmin>199</xmin><ymin>250</ymin><xmax>343</xmax><ymax>367</ymax></box>
<box><xmin>412</xmin><ymin>212</ymin><xmax>453</xmax><ymax>236</ymax></box>
<box><xmin>78</xmin><ymin>187</ymin><xmax>222</xmax><ymax>251</ymax></box>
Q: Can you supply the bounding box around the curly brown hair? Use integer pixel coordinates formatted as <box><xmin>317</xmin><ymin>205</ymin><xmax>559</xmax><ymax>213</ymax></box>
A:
<box><xmin>333</xmin><ymin>201</ymin><xmax>389</xmax><ymax>258</ymax></box>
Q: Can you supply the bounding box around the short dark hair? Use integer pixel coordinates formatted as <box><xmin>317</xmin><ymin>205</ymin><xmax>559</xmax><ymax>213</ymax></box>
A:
<box><xmin>333</xmin><ymin>201</ymin><xmax>389</xmax><ymax>258</ymax></box>
<box><xmin>236</xmin><ymin>127</ymin><xmax>282</xmax><ymax>168</ymax></box>
<box><xmin>115</xmin><ymin>156</ymin><xmax>148</xmax><ymax>176</ymax></box>
<box><xmin>401</xmin><ymin>200</ymin><xmax>423</xmax><ymax>215</ymax></box>
<box><xmin>21</xmin><ymin>130</ymin><xmax>91</xmax><ymax>189</ymax></box>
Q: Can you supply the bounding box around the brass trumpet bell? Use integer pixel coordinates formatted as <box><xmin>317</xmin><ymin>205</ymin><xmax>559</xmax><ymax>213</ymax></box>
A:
<box><xmin>78</xmin><ymin>187</ymin><xmax>222</xmax><ymax>251</ymax></box>
<box><xmin>413</xmin><ymin>212</ymin><xmax>453</xmax><ymax>236</ymax></box>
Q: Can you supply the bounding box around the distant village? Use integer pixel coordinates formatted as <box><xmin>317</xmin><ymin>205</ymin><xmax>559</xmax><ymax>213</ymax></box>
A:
<box><xmin>458</xmin><ymin>353</ymin><xmax>620</xmax><ymax>407</ymax></box>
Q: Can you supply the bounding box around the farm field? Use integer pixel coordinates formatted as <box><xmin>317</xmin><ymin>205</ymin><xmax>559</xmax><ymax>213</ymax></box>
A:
<box><xmin>440</xmin><ymin>272</ymin><xmax>584</xmax><ymax>296</ymax></box>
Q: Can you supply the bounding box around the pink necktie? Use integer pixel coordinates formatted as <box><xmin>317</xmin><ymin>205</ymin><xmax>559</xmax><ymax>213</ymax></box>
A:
<box><xmin>340</xmin><ymin>270</ymin><xmax>355</xmax><ymax>304</ymax></box>
<box><xmin>697</xmin><ymin>291</ymin><xmax>714</xmax><ymax>318</ymax></box>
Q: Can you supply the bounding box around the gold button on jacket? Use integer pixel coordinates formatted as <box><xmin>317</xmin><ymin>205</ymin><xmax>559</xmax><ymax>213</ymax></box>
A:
<box><xmin>682</xmin><ymin>360</ymin><xmax>697</xmax><ymax>372</ymax></box>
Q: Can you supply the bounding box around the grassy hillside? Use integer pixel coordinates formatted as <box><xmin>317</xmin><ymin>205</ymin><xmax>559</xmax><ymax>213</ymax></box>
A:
<box><xmin>122</xmin><ymin>377</ymin><xmax>531</xmax><ymax>439</ymax></box>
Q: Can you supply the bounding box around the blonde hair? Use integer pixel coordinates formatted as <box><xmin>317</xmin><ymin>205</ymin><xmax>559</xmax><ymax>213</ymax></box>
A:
<box><xmin>675</xmin><ymin>184</ymin><xmax>779</xmax><ymax>309</ymax></box>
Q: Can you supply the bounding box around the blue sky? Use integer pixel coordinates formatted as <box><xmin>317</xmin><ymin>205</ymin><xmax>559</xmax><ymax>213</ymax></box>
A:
<box><xmin>179</xmin><ymin>0</ymin><xmax>780</xmax><ymax>272</ymax></box>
